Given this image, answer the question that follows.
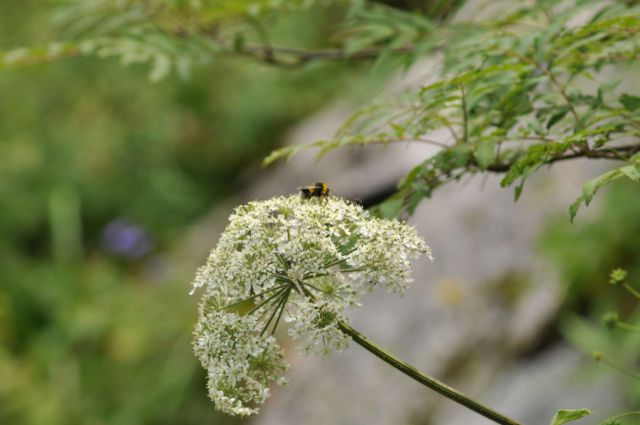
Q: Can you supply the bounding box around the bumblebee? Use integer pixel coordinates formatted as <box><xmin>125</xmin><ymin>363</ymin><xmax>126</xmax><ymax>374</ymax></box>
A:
<box><xmin>298</xmin><ymin>182</ymin><xmax>330</xmax><ymax>200</ymax></box>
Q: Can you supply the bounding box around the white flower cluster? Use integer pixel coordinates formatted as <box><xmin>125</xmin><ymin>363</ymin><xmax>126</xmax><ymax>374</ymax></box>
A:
<box><xmin>192</xmin><ymin>195</ymin><xmax>430</xmax><ymax>415</ymax></box>
<box><xmin>287</xmin><ymin>298</ymin><xmax>351</xmax><ymax>357</ymax></box>
<box><xmin>193</xmin><ymin>310</ymin><xmax>288</xmax><ymax>416</ymax></box>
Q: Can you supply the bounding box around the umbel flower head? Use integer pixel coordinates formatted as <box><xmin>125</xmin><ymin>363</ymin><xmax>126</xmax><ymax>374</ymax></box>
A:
<box><xmin>191</xmin><ymin>195</ymin><xmax>430</xmax><ymax>416</ymax></box>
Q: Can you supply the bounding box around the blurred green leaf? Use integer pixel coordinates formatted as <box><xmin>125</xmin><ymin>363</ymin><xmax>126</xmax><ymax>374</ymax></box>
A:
<box><xmin>475</xmin><ymin>139</ymin><xmax>496</xmax><ymax>170</ymax></box>
<box><xmin>547</xmin><ymin>108</ymin><xmax>569</xmax><ymax>129</ymax></box>
<box><xmin>620</xmin><ymin>94</ymin><xmax>640</xmax><ymax>112</ymax></box>
<box><xmin>549</xmin><ymin>409</ymin><xmax>591</xmax><ymax>425</ymax></box>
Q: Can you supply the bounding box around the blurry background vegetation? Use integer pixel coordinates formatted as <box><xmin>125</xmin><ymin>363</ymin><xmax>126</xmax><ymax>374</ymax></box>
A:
<box><xmin>1</xmin><ymin>0</ymin><xmax>640</xmax><ymax>424</ymax></box>
<box><xmin>0</xmin><ymin>2</ymin><xmax>363</xmax><ymax>424</ymax></box>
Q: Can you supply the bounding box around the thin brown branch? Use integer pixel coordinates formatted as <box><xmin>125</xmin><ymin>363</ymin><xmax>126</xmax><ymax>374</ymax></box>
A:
<box><xmin>233</xmin><ymin>43</ymin><xmax>417</xmax><ymax>67</ymax></box>
<box><xmin>484</xmin><ymin>143</ymin><xmax>640</xmax><ymax>172</ymax></box>
<box><xmin>246</xmin><ymin>17</ymin><xmax>275</xmax><ymax>64</ymax></box>
<box><xmin>2</xmin><ymin>23</ymin><xmax>420</xmax><ymax>70</ymax></box>
<box><xmin>355</xmin><ymin>137</ymin><xmax>450</xmax><ymax>149</ymax></box>
<box><xmin>545</xmin><ymin>69</ymin><xmax>580</xmax><ymax>123</ymax></box>
<box><xmin>512</xmin><ymin>52</ymin><xmax>580</xmax><ymax>123</ymax></box>
<box><xmin>0</xmin><ymin>47</ymin><xmax>81</xmax><ymax>68</ymax></box>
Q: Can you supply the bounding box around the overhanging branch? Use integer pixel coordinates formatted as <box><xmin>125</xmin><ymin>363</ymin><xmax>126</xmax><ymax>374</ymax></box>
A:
<box><xmin>230</xmin><ymin>42</ymin><xmax>417</xmax><ymax>67</ymax></box>
<box><xmin>485</xmin><ymin>143</ymin><xmax>640</xmax><ymax>173</ymax></box>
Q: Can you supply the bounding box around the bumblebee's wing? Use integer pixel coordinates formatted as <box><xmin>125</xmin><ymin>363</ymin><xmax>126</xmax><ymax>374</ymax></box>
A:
<box><xmin>299</xmin><ymin>186</ymin><xmax>316</xmax><ymax>197</ymax></box>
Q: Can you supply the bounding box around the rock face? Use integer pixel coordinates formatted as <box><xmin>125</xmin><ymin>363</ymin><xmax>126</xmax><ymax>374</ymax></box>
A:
<box><xmin>177</xmin><ymin>4</ymin><xmax>630</xmax><ymax>422</ymax></box>
<box><xmin>175</xmin><ymin>98</ymin><xmax>622</xmax><ymax>424</ymax></box>
<box><xmin>238</xmin><ymin>109</ymin><xmax>622</xmax><ymax>425</ymax></box>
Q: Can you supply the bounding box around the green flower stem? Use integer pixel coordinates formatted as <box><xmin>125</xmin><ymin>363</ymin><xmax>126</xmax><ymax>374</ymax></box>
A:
<box><xmin>623</xmin><ymin>283</ymin><xmax>640</xmax><ymax>301</ymax></box>
<box><xmin>224</xmin><ymin>284</ymin><xmax>287</xmax><ymax>310</ymax></box>
<box><xmin>616</xmin><ymin>321</ymin><xmax>640</xmax><ymax>333</ymax></box>
<box><xmin>260</xmin><ymin>289</ymin><xmax>289</xmax><ymax>336</ymax></box>
<box><xmin>337</xmin><ymin>321</ymin><xmax>524</xmax><ymax>425</ymax></box>
<box><xmin>248</xmin><ymin>286</ymin><xmax>288</xmax><ymax>316</ymax></box>
<box><xmin>598</xmin><ymin>355</ymin><xmax>640</xmax><ymax>381</ymax></box>
<box><xmin>271</xmin><ymin>287</ymin><xmax>292</xmax><ymax>335</ymax></box>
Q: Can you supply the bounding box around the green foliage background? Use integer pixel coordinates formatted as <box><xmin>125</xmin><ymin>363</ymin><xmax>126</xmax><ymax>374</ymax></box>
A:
<box><xmin>2</xmin><ymin>0</ymin><xmax>640</xmax><ymax>424</ymax></box>
<box><xmin>0</xmin><ymin>2</ymin><xmax>359</xmax><ymax>424</ymax></box>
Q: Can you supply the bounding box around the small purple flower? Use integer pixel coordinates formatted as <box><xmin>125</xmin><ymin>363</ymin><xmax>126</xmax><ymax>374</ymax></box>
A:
<box><xmin>101</xmin><ymin>219</ymin><xmax>154</xmax><ymax>259</ymax></box>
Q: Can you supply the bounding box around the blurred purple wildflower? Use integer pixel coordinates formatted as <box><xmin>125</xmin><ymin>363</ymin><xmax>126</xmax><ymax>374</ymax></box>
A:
<box><xmin>101</xmin><ymin>219</ymin><xmax>154</xmax><ymax>259</ymax></box>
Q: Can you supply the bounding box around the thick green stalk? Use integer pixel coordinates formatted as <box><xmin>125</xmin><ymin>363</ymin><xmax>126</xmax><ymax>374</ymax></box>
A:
<box><xmin>338</xmin><ymin>321</ymin><xmax>524</xmax><ymax>425</ymax></box>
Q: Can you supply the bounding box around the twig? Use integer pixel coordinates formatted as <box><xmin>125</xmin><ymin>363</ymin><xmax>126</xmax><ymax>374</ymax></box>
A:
<box><xmin>484</xmin><ymin>143</ymin><xmax>640</xmax><ymax>173</ymax></box>
<box><xmin>460</xmin><ymin>83</ymin><xmax>469</xmax><ymax>144</ymax></box>
<box><xmin>598</xmin><ymin>411</ymin><xmax>640</xmax><ymax>425</ymax></box>
<box><xmin>515</xmin><ymin>53</ymin><xmax>580</xmax><ymax>124</ymax></box>
<box><xmin>234</xmin><ymin>43</ymin><xmax>417</xmax><ymax>67</ymax></box>
<box><xmin>357</xmin><ymin>137</ymin><xmax>450</xmax><ymax>149</ymax></box>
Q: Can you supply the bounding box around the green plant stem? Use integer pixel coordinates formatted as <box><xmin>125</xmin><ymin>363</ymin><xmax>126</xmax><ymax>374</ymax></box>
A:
<box><xmin>337</xmin><ymin>321</ymin><xmax>524</xmax><ymax>425</ymax></box>
<box><xmin>460</xmin><ymin>83</ymin><xmax>469</xmax><ymax>144</ymax></box>
<box><xmin>599</xmin><ymin>410</ymin><xmax>640</xmax><ymax>424</ymax></box>
<box><xmin>624</xmin><ymin>283</ymin><xmax>640</xmax><ymax>301</ymax></box>
<box><xmin>616</xmin><ymin>321</ymin><xmax>640</xmax><ymax>333</ymax></box>
<box><xmin>598</xmin><ymin>356</ymin><xmax>640</xmax><ymax>381</ymax></box>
